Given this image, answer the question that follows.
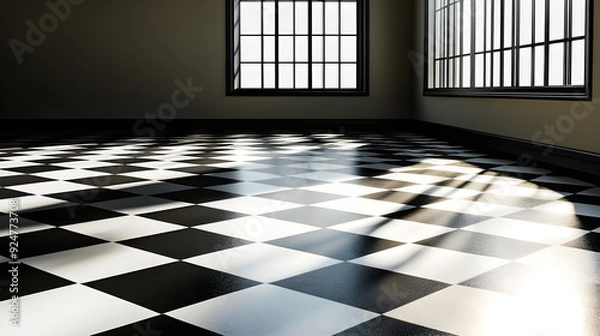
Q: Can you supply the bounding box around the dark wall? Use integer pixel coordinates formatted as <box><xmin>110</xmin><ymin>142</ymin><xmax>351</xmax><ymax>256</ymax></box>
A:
<box><xmin>1</xmin><ymin>0</ymin><xmax>414</xmax><ymax>119</ymax></box>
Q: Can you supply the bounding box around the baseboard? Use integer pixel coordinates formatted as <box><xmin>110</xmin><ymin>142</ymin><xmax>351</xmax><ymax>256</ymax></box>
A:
<box><xmin>415</xmin><ymin>121</ymin><xmax>600</xmax><ymax>183</ymax></box>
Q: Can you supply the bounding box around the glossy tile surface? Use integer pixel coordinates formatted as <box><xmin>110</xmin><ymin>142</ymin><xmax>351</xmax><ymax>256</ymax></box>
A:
<box><xmin>0</xmin><ymin>131</ymin><xmax>598</xmax><ymax>335</ymax></box>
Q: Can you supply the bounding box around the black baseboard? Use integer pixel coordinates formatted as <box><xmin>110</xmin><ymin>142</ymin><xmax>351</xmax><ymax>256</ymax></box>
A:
<box><xmin>415</xmin><ymin>121</ymin><xmax>600</xmax><ymax>183</ymax></box>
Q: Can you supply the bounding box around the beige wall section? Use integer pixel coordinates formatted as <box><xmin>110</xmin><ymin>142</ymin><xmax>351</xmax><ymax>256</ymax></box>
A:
<box><xmin>0</xmin><ymin>0</ymin><xmax>413</xmax><ymax>119</ymax></box>
<box><xmin>413</xmin><ymin>0</ymin><xmax>600</xmax><ymax>154</ymax></box>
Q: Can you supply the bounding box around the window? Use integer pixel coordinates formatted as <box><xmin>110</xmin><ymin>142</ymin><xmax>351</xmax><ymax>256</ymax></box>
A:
<box><xmin>424</xmin><ymin>0</ymin><xmax>593</xmax><ymax>100</ymax></box>
<box><xmin>227</xmin><ymin>0</ymin><xmax>369</xmax><ymax>95</ymax></box>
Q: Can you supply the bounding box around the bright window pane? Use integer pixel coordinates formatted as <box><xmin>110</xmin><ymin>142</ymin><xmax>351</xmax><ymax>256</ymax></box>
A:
<box><xmin>279</xmin><ymin>1</ymin><xmax>294</xmax><ymax>34</ymax></box>
<box><xmin>241</xmin><ymin>64</ymin><xmax>262</xmax><ymax>88</ymax></box>
<box><xmin>241</xmin><ymin>36</ymin><xmax>261</xmax><ymax>62</ymax></box>
<box><xmin>341</xmin><ymin>64</ymin><xmax>357</xmax><ymax>88</ymax></box>
<box><xmin>520</xmin><ymin>47</ymin><xmax>532</xmax><ymax>87</ymax></box>
<box><xmin>241</xmin><ymin>2</ymin><xmax>261</xmax><ymax>34</ymax></box>
<box><xmin>341</xmin><ymin>36</ymin><xmax>357</xmax><ymax>62</ymax></box>
<box><xmin>341</xmin><ymin>2</ymin><xmax>357</xmax><ymax>34</ymax></box>
<box><xmin>325</xmin><ymin>64</ymin><xmax>339</xmax><ymax>88</ymax></box>
<box><xmin>572</xmin><ymin>0</ymin><xmax>586</xmax><ymax>37</ymax></box>
<box><xmin>549</xmin><ymin>42</ymin><xmax>565</xmax><ymax>85</ymax></box>
<box><xmin>295</xmin><ymin>1</ymin><xmax>309</xmax><ymax>34</ymax></box>
<box><xmin>279</xmin><ymin>64</ymin><xmax>294</xmax><ymax>88</ymax></box>
<box><xmin>296</xmin><ymin>64</ymin><xmax>309</xmax><ymax>88</ymax></box>
<box><xmin>549</xmin><ymin>0</ymin><xmax>565</xmax><ymax>41</ymax></box>
<box><xmin>572</xmin><ymin>40</ymin><xmax>585</xmax><ymax>85</ymax></box>
<box><xmin>325</xmin><ymin>1</ymin><xmax>339</xmax><ymax>34</ymax></box>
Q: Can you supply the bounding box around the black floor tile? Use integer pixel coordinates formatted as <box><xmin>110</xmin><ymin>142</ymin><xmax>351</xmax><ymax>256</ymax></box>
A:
<box><xmin>48</xmin><ymin>189</ymin><xmax>137</xmax><ymax>204</ymax></box>
<box><xmin>86</xmin><ymin>262</ymin><xmax>259</xmax><ymax>313</ymax></box>
<box><xmin>334</xmin><ymin>316</ymin><xmax>457</xmax><ymax>336</ymax></box>
<box><xmin>92</xmin><ymin>315</ymin><xmax>222</xmax><ymax>336</ymax></box>
<box><xmin>260</xmin><ymin>189</ymin><xmax>343</xmax><ymax>205</ymax></box>
<box><xmin>0</xmin><ymin>228</ymin><xmax>106</xmax><ymax>258</ymax></box>
<box><xmin>263</xmin><ymin>206</ymin><xmax>367</xmax><ymax>227</ymax></box>
<box><xmin>416</xmin><ymin>230</ymin><xmax>548</xmax><ymax>259</ymax></box>
<box><xmin>273</xmin><ymin>263</ymin><xmax>448</xmax><ymax>313</ymax></box>
<box><xmin>121</xmin><ymin>228</ymin><xmax>250</xmax><ymax>259</ymax></box>
<box><xmin>156</xmin><ymin>188</ymin><xmax>240</xmax><ymax>204</ymax></box>
<box><xmin>0</xmin><ymin>263</ymin><xmax>73</xmax><ymax>301</ymax></box>
<box><xmin>385</xmin><ymin>208</ymin><xmax>492</xmax><ymax>228</ymax></box>
<box><xmin>22</xmin><ymin>205</ymin><xmax>124</xmax><ymax>226</ymax></box>
<box><xmin>365</xmin><ymin>191</ymin><xmax>447</xmax><ymax>206</ymax></box>
<box><xmin>563</xmin><ymin>232</ymin><xmax>600</xmax><ymax>252</ymax></box>
<box><xmin>165</xmin><ymin>176</ymin><xmax>236</xmax><ymax>188</ymax></box>
<box><xmin>268</xmin><ymin>229</ymin><xmax>402</xmax><ymax>260</ymax></box>
<box><xmin>0</xmin><ymin>175</ymin><xmax>51</xmax><ymax>187</ymax></box>
<box><xmin>141</xmin><ymin>205</ymin><xmax>246</xmax><ymax>226</ymax></box>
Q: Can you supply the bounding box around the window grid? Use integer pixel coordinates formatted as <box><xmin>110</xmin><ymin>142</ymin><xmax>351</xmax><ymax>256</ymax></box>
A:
<box><xmin>228</xmin><ymin>0</ymin><xmax>368</xmax><ymax>95</ymax></box>
<box><xmin>425</xmin><ymin>0</ymin><xmax>592</xmax><ymax>100</ymax></box>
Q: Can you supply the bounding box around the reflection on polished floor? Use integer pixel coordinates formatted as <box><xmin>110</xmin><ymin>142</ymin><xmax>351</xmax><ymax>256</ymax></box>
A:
<box><xmin>0</xmin><ymin>131</ymin><xmax>599</xmax><ymax>336</ymax></box>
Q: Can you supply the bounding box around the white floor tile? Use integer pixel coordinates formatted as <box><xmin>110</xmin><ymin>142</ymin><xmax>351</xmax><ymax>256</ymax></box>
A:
<box><xmin>8</xmin><ymin>181</ymin><xmax>91</xmax><ymax>195</ymax></box>
<box><xmin>407</xmin><ymin>158</ymin><xmax>461</xmax><ymax>165</ymax></box>
<box><xmin>23</xmin><ymin>243</ymin><xmax>175</xmax><ymax>283</ymax></box>
<box><xmin>292</xmin><ymin>171</ymin><xmax>362</xmax><ymax>182</ymax></box>
<box><xmin>424</xmin><ymin>199</ymin><xmax>524</xmax><ymax>217</ymax></box>
<box><xmin>130</xmin><ymin>161</ymin><xmax>197</xmax><ymax>170</ymax></box>
<box><xmin>54</xmin><ymin>161</ymin><xmax>118</xmax><ymax>169</ymax></box>
<box><xmin>203</xmin><ymin>196</ymin><xmax>302</xmax><ymax>215</ymax></box>
<box><xmin>167</xmin><ymin>284</ymin><xmax>377</xmax><ymax>336</ymax></box>
<box><xmin>375</xmin><ymin>173</ymin><xmax>449</xmax><ymax>184</ymax></box>
<box><xmin>33</xmin><ymin>169</ymin><xmax>111</xmax><ymax>181</ymax></box>
<box><xmin>185</xmin><ymin>243</ymin><xmax>340</xmax><ymax>282</ymax></box>
<box><xmin>301</xmin><ymin>183</ymin><xmax>384</xmax><ymax>197</ymax></box>
<box><xmin>122</xmin><ymin>182</ymin><xmax>195</xmax><ymax>195</ymax></box>
<box><xmin>330</xmin><ymin>217</ymin><xmax>455</xmax><ymax>243</ymax></box>
<box><xmin>463</xmin><ymin>218</ymin><xmax>589</xmax><ymax>245</ymax></box>
<box><xmin>351</xmin><ymin>244</ymin><xmax>507</xmax><ymax>284</ymax></box>
<box><xmin>517</xmin><ymin>246</ymin><xmax>600</xmax><ymax>284</ymax></box>
<box><xmin>195</xmin><ymin>216</ymin><xmax>318</xmax><ymax>242</ymax></box>
<box><xmin>314</xmin><ymin>198</ymin><xmax>413</xmax><ymax>216</ymax></box>
<box><xmin>454</xmin><ymin>174</ymin><xmax>525</xmax><ymax>186</ymax></box>
<box><xmin>208</xmin><ymin>171</ymin><xmax>280</xmax><ymax>182</ymax></box>
<box><xmin>64</xmin><ymin>216</ymin><xmax>184</xmax><ymax>241</ymax></box>
<box><xmin>386</xmin><ymin>285</ymin><xmax>574</xmax><ymax>336</ymax></box>
<box><xmin>92</xmin><ymin>196</ymin><xmax>191</xmax><ymax>215</ymax></box>
<box><xmin>0</xmin><ymin>169</ymin><xmax>21</xmax><ymax>177</ymax></box>
<box><xmin>0</xmin><ymin>285</ymin><xmax>156</xmax><ymax>336</ymax></box>
<box><xmin>485</xmin><ymin>185</ymin><xmax>569</xmax><ymax>200</ymax></box>
<box><xmin>122</xmin><ymin>170</ymin><xmax>194</xmax><ymax>181</ymax></box>
<box><xmin>532</xmin><ymin>201</ymin><xmax>600</xmax><ymax>218</ymax></box>
<box><xmin>395</xmin><ymin>185</ymin><xmax>481</xmax><ymax>199</ymax></box>
<box><xmin>0</xmin><ymin>161</ymin><xmax>40</xmax><ymax>169</ymax></box>
<box><xmin>427</xmin><ymin>165</ymin><xmax>484</xmax><ymax>175</ymax></box>
<box><xmin>0</xmin><ymin>196</ymin><xmax>71</xmax><ymax>213</ymax></box>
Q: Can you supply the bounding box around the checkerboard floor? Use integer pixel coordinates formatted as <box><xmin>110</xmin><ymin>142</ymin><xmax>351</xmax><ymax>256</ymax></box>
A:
<box><xmin>0</xmin><ymin>131</ymin><xmax>599</xmax><ymax>336</ymax></box>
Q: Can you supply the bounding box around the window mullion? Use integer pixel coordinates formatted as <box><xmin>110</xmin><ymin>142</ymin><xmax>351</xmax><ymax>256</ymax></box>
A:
<box><xmin>308</xmin><ymin>0</ymin><xmax>313</xmax><ymax>89</ymax></box>
<box><xmin>470</xmin><ymin>0</ymin><xmax>476</xmax><ymax>88</ymax></box>
<box><xmin>275</xmin><ymin>0</ymin><xmax>280</xmax><ymax>89</ymax></box>
<box><xmin>544</xmin><ymin>0</ymin><xmax>550</xmax><ymax>86</ymax></box>
<box><xmin>514</xmin><ymin>0</ymin><xmax>520</xmax><ymax>87</ymax></box>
